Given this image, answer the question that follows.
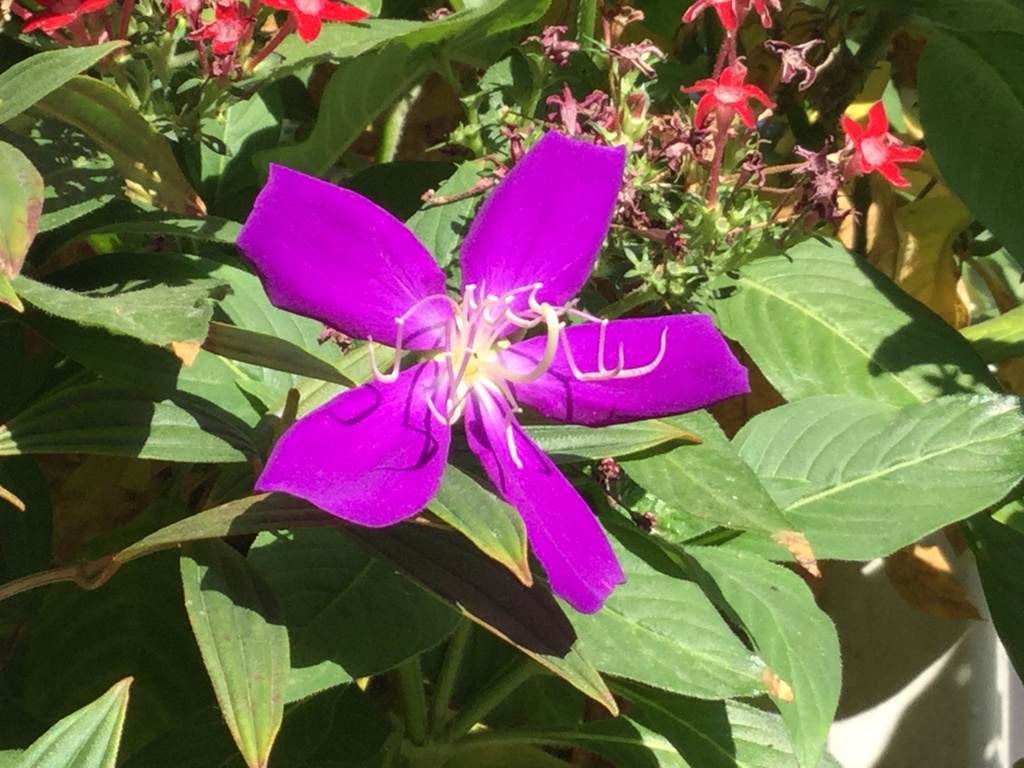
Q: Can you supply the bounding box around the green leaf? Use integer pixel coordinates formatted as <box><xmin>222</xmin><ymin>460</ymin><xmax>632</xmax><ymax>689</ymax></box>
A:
<box><xmin>0</xmin><ymin>273</ymin><xmax>22</xmax><ymax>312</ymax></box>
<box><xmin>347</xmin><ymin>522</ymin><xmax>617</xmax><ymax>713</ymax></box>
<box><xmin>920</xmin><ymin>32</ymin><xmax>1024</xmax><ymax>269</ymax></box>
<box><xmin>34</xmin><ymin>76</ymin><xmax>204</xmax><ymax>216</ymax></box>
<box><xmin>14</xmin><ymin>274</ymin><xmax>224</xmax><ymax>347</ymax></box>
<box><xmin>0</xmin><ymin>751</ymin><xmax>20</xmax><ymax>767</ymax></box>
<box><xmin>74</xmin><ymin>212</ymin><xmax>242</xmax><ymax>245</ymax></box>
<box><xmin>685</xmin><ymin>547</ymin><xmax>840</xmax><ymax>768</ymax></box>
<box><xmin>569</xmin><ymin>527</ymin><xmax>765</xmax><ymax>700</ymax></box>
<box><xmin>0</xmin><ymin>141</ymin><xmax>43</xmax><ymax>279</ymax></box>
<box><xmin>181</xmin><ymin>541</ymin><xmax>289</xmax><ymax>768</ymax></box>
<box><xmin>430</xmin><ymin>464</ymin><xmax>530</xmax><ymax>584</ymax></box>
<box><xmin>200</xmin><ymin>85</ymin><xmax>282</xmax><ymax>221</ymax></box>
<box><xmin>713</xmin><ymin>238</ymin><xmax>997</xmax><ymax>404</ymax></box>
<box><xmin>0</xmin><ymin>379</ymin><xmax>255</xmax><ymax>463</ymax></box>
<box><xmin>263</xmin><ymin>0</ymin><xmax>546</xmax><ymax>82</ymax></box>
<box><xmin>17</xmin><ymin>678</ymin><xmax>131</xmax><ymax>768</ymax></box>
<box><xmin>406</xmin><ymin>159</ymin><xmax>489</xmax><ymax>268</ymax></box>
<box><xmin>961</xmin><ymin>305</ymin><xmax>1024</xmax><ymax>362</ymax></box>
<box><xmin>247</xmin><ymin>528</ymin><xmax>458</xmax><ymax>702</ymax></box>
<box><xmin>964</xmin><ymin>514</ymin><xmax>1024</xmax><ymax>684</ymax></box>
<box><xmin>619</xmin><ymin>412</ymin><xmax>790</xmax><ymax>535</ymax></box>
<box><xmin>22</xmin><ymin>551</ymin><xmax>214</xmax><ymax>755</ymax></box>
<box><xmin>23</xmin><ymin>313</ymin><xmax>262</xmax><ymax>428</ymax></box>
<box><xmin>0</xmin><ymin>42</ymin><xmax>127</xmax><ymax>124</ymax></box>
<box><xmin>735</xmin><ymin>394</ymin><xmax>1024</xmax><ymax>560</ymax></box>
<box><xmin>854</xmin><ymin>0</ymin><xmax>1024</xmax><ymax>32</ymax></box>
<box><xmin>580</xmin><ymin>682</ymin><xmax>843</xmax><ymax>768</ymax></box>
<box><xmin>259</xmin><ymin>44</ymin><xmax>425</xmax><ymax>176</ymax></box>
<box><xmin>524</xmin><ymin>417</ymin><xmax>701</xmax><ymax>464</ymax></box>
<box><xmin>204</xmin><ymin>321</ymin><xmax>356</xmax><ymax>387</ymax></box>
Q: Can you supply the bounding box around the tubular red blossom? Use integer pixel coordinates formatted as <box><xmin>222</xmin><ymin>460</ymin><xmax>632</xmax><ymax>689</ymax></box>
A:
<box><xmin>841</xmin><ymin>101</ymin><xmax>923</xmax><ymax>188</ymax></box>
<box><xmin>21</xmin><ymin>0</ymin><xmax>114</xmax><ymax>33</ymax></box>
<box><xmin>261</xmin><ymin>0</ymin><xmax>369</xmax><ymax>42</ymax></box>
<box><xmin>682</xmin><ymin>61</ymin><xmax>775</xmax><ymax>129</ymax></box>
<box><xmin>237</xmin><ymin>133</ymin><xmax>750</xmax><ymax>613</ymax></box>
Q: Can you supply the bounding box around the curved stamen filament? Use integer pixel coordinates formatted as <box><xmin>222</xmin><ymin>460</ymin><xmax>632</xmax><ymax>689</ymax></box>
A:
<box><xmin>561</xmin><ymin>323</ymin><xmax>669</xmax><ymax>382</ymax></box>
<box><xmin>369</xmin><ymin>293</ymin><xmax>460</xmax><ymax>384</ymax></box>
<box><xmin>482</xmin><ymin>302</ymin><xmax>562</xmax><ymax>385</ymax></box>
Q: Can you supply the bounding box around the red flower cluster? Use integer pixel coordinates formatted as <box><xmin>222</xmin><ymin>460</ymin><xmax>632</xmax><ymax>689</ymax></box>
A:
<box><xmin>841</xmin><ymin>102</ymin><xmax>923</xmax><ymax>188</ymax></box>
<box><xmin>20</xmin><ymin>0</ymin><xmax>115</xmax><ymax>33</ymax></box>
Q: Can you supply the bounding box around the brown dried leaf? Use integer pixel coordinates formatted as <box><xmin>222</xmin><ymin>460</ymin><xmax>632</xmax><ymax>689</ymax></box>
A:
<box><xmin>170</xmin><ymin>340</ymin><xmax>201</xmax><ymax>366</ymax></box>
<box><xmin>884</xmin><ymin>543</ymin><xmax>981</xmax><ymax>621</ymax></box>
<box><xmin>761</xmin><ymin>666</ymin><xmax>794</xmax><ymax>702</ymax></box>
<box><xmin>771</xmin><ymin>530</ymin><xmax>821</xmax><ymax>578</ymax></box>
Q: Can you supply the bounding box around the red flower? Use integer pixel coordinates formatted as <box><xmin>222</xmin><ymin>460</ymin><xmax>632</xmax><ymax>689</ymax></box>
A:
<box><xmin>190</xmin><ymin>2</ymin><xmax>250</xmax><ymax>54</ymax></box>
<box><xmin>261</xmin><ymin>0</ymin><xmax>369</xmax><ymax>43</ymax></box>
<box><xmin>682</xmin><ymin>61</ymin><xmax>775</xmax><ymax>129</ymax></box>
<box><xmin>681</xmin><ymin>0</ymin><xmax>781</xmax><ymax>32</ymax></box>
<box><xmin>841</xmin><ymin>101</ymin><xmax>923</xmax><ymax>188</ymax></box>
<box><xmin>21</xmin><ymin>0</ymin><xmax>115</xmax><ymax>33</ymax></box>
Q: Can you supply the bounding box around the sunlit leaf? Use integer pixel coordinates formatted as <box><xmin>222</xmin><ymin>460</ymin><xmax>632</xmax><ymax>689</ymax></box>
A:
<box><xmin>34</xmin><ymin>77</ymin><xmax>204</xmax><ymax>216</ymax></box>
<box><xmin>17</xmin><ymin>678</ymin><xmax>131</xmax><ymax>768</ymax></box>
<box><xmin>713</xmin><ymin>238</ymin><xmax>997</xmax><ymax>404</ymax></box>
<box><xmin>736</xmin><ymin>394</ymin><xmax>1024</xmax><ymax>559</ymax></box>
<box><xmin>0</xmin><ymin>141</ymin><xmax>43</xmax><ymax>279</ymax></box>
<box><xmin>0</xmin><ymin>42</ymin><xmax>127</xmax><ymax>124</ymax></box>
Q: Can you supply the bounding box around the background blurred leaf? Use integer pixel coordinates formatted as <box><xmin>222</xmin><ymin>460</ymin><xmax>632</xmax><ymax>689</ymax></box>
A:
<box><xmin>962</xmin><ymin>305</ymin><xmax>1024</xmax><ymax>362</ymax></box>
<box><xmin>919</xmin><ymin>31</ymin><xmax>1024</xmax><ymax>269</ymax></box>
<box><xmin>248</xmin><ymin>528</ymin><xmax>459</xmax><ymax>702</ymax></box>
<box><xmin>22</xmin><ymin>551</ymin><xmax>213</xmax><ymax>755</ymax></box>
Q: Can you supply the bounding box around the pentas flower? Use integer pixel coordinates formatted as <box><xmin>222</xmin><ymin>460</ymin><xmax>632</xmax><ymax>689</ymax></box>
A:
<box><xmin>841</xmin><ymin>101</ymin><xmax>923</xmax><ymax>189</ymax></box>
<box><xmin>261</xmin><ymin>0</ymin><xmax>369</xmax><ymax>42</ymax></box>
<box><xmin>681</xmin><ymin>0</ymin><xmax>781</xmax><ymax>32</ymax></box>
<box><xmin>237</xmin><ymin>133</ymin><xmax>749</xmax><ymax>613</ymax></box>
<box><xmin>683</xmin><ymin>60</ymin><xmax>775</xmax><ymax>130</ymax></box>
<box><xmin>20</xmin><ymin>0</ymin><xmax>114</xmax><ymax>33</ymax></box>
<box><xmin>190</xmin><ymin>1</ymin><xmax>250</xmax><ymax>55</ymax></box>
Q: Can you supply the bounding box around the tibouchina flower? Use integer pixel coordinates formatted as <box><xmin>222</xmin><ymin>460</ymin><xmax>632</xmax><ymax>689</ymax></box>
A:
<box><xmin>237</xmin><ymin>132</ymin><xmax>749</xmax><ymax>613</ymax></box>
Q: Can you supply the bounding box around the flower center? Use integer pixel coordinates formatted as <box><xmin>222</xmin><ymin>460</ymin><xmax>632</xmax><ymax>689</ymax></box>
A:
<box><xmin>367</xmin><ymin>283</ymin><xmax>668</xmax><ymax>467</ymax></box>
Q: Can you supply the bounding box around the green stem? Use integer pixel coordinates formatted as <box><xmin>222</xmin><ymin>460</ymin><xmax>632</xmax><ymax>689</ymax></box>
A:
<box><xmin>398</xmin><ymin>655</ymin><xmax>429</xmax><ymax>746</ymax></box>
<box><xmin>429</xmin><ymin>620</ymin><xmax>472</xmax><ymax>734</ymax></box>
<box><xmin>377</xmin><ymin>83</ymin><xmax>423</xmax><ymax>165</ymax></box>
<box><xmin>601</xmin><ymin>284</ymin><xmax>660</xmax><ymax>320</ymax></box>
<box><xmin>573</xmin><ymin>0</ymin><xmax>597</xmax><ymax>42</ymax></box>
<box><xmin>446</xmin><ymin>657</ymin><xmax>537</xmax><ymax>740</ymax></box>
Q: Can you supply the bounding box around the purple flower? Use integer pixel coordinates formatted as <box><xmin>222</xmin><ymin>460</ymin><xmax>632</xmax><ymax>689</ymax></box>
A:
<box><xmin>237</xmin><ymin>132</ymin><xmax>750</xmax><ymax>613</ymax></box>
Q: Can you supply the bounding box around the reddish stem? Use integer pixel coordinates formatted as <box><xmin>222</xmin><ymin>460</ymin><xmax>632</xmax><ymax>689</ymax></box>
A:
<box><xmin>246</xmin><ymin>14</ymin><xmax>296</xmax><ymax>72</ymax></box>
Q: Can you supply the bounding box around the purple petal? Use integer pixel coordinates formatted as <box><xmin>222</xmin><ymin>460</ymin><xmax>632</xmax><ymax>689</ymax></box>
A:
<box><xmin>459</xmin><ymin>133</ymin><xmax>626</xmax><ymax>311</ymax></box>
<box><xmin>506</xmin><ymin>314</ymin><xmax>749</xmax><ymax>426</ymax></box>
<box><xmin>464</xmin><ymin>394</ymin><xmax>625</xmax><ymax>613</ymax></box>
<box><xmin>257</xmin><ymin>362</ymin><xmax>450</xmax><ymax>526</ymax></box>
<box><xmin>238</xmin><ymin>164</ymin><xmax>450</xmax><ymax>349</ymax></box>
